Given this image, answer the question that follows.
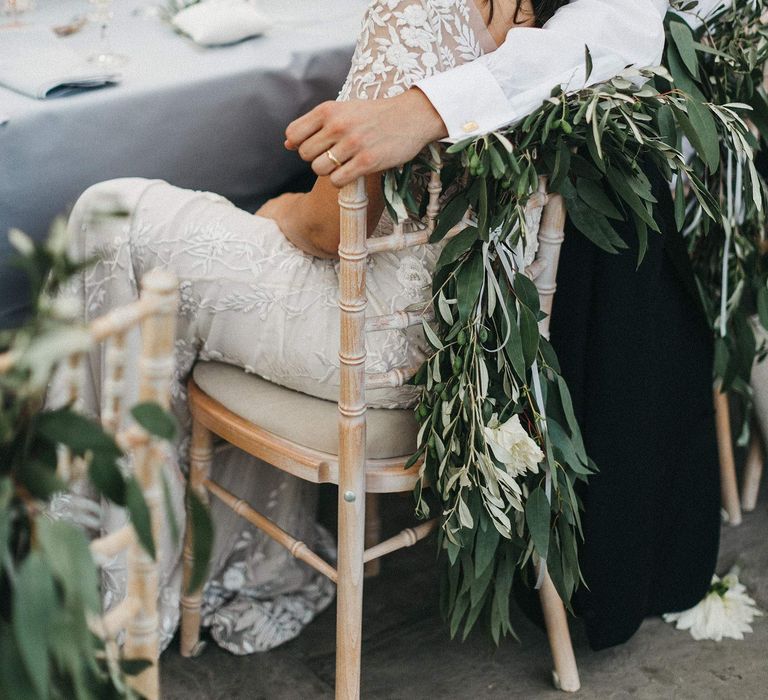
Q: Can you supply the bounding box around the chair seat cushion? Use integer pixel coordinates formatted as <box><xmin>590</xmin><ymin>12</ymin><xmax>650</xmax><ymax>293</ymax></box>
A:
<box><xmin>192</xmin><ymin>362</ymin><xmax>418</xmax><ymax>460</ymax></box>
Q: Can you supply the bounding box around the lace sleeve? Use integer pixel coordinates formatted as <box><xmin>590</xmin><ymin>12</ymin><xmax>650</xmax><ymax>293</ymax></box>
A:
<box><xmin>338</xmin><ymin>0</ymin><xmax>495</xmax><ymax>103</ymax></box>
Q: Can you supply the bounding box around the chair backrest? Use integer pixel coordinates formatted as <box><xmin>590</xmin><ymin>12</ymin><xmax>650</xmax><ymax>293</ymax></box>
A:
<box><xmin>337</xmin><ymin>170</ymin><xmax>566</xmax><ymax>433</ymax></box>
<box><xmin>0</xmin><ymin>268</ymin><xmax>178</xmax><ymax>700</ymax></box>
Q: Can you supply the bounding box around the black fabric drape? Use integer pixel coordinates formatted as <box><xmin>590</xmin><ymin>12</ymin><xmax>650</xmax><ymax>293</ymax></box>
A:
<box><xmin>548</xmin><ymin>172</ymin><xmax>721</xmax><ymax>650</ymax></box>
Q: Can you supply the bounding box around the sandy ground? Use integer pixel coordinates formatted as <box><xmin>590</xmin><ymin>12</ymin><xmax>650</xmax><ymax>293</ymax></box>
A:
<box><xmin>161</xmin><ymin>478</ymin><xmax>768</xmax><ymax>699</ymax></box>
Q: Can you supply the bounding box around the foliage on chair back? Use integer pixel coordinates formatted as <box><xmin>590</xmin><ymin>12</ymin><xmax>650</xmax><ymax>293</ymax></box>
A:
<box><xmin>0</xmin><ymin>222</ymin><xmax>205</xmax><ymax>700</ymax></box>
<box><xmin>386</xmin><ymin>57</ymin><xmax>761</xmax><ymax>642</ymax></box>
<box><xmin>668</xmin><ymin>0</ymin><xmax>768</xmax><ymax>428</ymax></box>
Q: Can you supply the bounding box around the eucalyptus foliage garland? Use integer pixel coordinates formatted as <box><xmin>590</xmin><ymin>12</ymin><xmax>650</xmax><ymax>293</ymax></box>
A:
<box><xmin>668</xmin><ymin>0</ymin><xmax>768</xmax><ymax>432</ymax></box>
<box><xmin>385</xmin><ymin>58</ymin><xmax>759</xmax><ymax>641</ymax></box>
<box><xmin>0</xmin><ymin>223</ymin><xmax>213</xmax><ymax>699</ymax></box>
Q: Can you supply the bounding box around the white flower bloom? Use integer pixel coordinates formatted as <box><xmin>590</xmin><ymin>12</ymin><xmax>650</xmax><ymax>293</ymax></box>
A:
<box><xmin>663</xmin><ymin>569</ymin><xmax>763</xmax><ymax>641</ymax></box>
<box><xmin>483</xmin><ymin>414</ymin><xmax>543</xmax><ymax>477</ymax></box>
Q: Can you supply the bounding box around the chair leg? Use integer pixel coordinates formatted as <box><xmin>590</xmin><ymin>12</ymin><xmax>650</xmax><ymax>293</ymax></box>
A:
<box><xmin>335</xmin><ymin>486</ymin><xmax>365</xmax><ymax>699</ymax></box>
<box><xmin>714</xmin><ymin>388</ymin><xmax>742</xmax><ymax>526</ymax></box>
<box><xmin>741</xmin><ymin>422</ymin><xmax>764</xmax><ymax>512</ymax></box>
<box><xmin>363</xmin><ymin>493</ymin><xmax>381</xmax><ymax>578</ymax></box>
<box><xmin>538</xmin><ymin>569</ymin><xmax>580</xmax><ymax>692</ymax></box>
<box><xmin>180</xmin><ymin>418</ymin><xmax>213</xmax><ymax>657</ymax></box>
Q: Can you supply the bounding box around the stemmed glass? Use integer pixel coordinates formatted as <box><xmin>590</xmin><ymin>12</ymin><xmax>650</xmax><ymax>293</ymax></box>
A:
<box><xmin>87</xmin><ymin>0</ymin><xmax>128</xmax><ymax>67</ymax></box>
<box><xmin>1</xmin><ymin>0</ymin><xmax>34</xmax><ymax>29</ymax></box>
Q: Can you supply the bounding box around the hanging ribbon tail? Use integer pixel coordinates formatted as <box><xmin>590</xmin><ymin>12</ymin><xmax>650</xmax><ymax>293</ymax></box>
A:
<box><xmin>482</xmin><ymin>241</ymin><xmax>513</xmax><ymax>351</ymax></box>
<box><xmin>720</xmin><ymin>150</ymin><xmax>742</xmax><ymax>339</ymax></box>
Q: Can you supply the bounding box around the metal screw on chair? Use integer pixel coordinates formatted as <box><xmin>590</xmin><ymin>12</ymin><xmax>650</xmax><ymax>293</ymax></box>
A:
<box><xmin>343</xmin><ymin>490</ymin><xmax>356</xmax><ymax>502</ymax></box>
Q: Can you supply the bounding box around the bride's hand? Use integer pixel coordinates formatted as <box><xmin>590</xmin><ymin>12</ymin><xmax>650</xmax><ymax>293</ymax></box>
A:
<box><xmin>284</xmin><ymin>89</ymin><xmax>446</xmax><ymax>188</ymax></box>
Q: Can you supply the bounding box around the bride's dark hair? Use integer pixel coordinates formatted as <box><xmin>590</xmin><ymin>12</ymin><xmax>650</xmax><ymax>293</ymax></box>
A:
<box><xmin>487</xmin><ymin>0</ymin><xmax>569</xmax><ymax>27</ymax></box>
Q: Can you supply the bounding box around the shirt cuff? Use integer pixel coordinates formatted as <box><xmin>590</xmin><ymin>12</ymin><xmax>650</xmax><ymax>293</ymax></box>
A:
<box><xmin>416</xmin><ymin>61</ymin><xmax>514</xmax><ymax>142</ymax></box>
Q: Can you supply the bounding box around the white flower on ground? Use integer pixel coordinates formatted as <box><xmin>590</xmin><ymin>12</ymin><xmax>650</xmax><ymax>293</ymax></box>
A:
<box><xmin>483</xmin><ymin>414</ymin><xmax>543</xmax><ymax>477</ymax></box>
<box><xmin>663</xmin><ymin>568</ymin><xmax>763</xmax><ymax>641</ymax></box>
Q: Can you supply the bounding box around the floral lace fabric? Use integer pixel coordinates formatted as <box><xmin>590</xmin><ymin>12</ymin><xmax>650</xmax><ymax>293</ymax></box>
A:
<box><xmin>48</xmin><ymin>0</ymin><xmax>503</xmax><ymax>656</ymax></box>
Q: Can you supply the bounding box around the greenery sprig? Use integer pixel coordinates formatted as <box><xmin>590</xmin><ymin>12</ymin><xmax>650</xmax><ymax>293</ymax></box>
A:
<box><xmin>668</xmin><ymin>0</ymin><xmax>768</xmax><ymax>435</ymax></box>
<box><xmin>386</xmin><ymin>58</ymin><xmax>759</xmax><ymax>642</ymax></box>
<box><xmin>0</xmin><ymin>223</ymin><xmax>212</xmax><ymax>699</ymax></box>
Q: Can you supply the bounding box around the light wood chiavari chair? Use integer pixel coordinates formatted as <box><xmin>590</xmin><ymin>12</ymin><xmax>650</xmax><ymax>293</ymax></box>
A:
<box><xmin>180</xmin><ymin>173</ymin><xmax>580</xmax><ymax>697</ymax></box>
<box><xmin>1</xmin><ymin>269</ymin><xmax>178</xmax><ymax>700</ymax></box>
<box><xmin>715</xmin><ymin>389</ymin><xmax>766</xmax><ymax>522</ymax></box>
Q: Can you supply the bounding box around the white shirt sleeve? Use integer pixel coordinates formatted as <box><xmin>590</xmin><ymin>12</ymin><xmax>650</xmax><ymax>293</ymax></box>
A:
<box><xmin>416</xmin><ymin>0</ymin><xmax>669</xmax><ymax>139</ymax></box>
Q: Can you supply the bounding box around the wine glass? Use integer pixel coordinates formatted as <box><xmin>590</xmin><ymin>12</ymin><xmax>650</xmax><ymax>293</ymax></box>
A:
<box><xmin>1</xmin><ymin>0</ymin><xmax>35</xmax><ymax>29</ymax></box>
<box><xmin>87</xmin><ymin>0</ymin><xmax>128</xmax><ymax>67</ymax></box>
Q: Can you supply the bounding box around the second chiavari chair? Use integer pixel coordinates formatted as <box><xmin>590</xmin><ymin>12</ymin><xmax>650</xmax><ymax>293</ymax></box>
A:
<box><xmin>179</xmin><ymin>169</ymin><xmax>580</xmax><ymax>697</ymax></box>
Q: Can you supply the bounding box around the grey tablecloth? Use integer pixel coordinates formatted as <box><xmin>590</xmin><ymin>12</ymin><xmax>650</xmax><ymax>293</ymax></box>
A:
<box><xmin>0</xmin><ymin>0</ymin><xmax>364</xmax><ymax>327</ymax></box>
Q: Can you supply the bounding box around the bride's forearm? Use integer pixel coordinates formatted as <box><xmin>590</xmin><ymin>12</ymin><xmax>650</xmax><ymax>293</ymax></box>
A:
<box><xmin>259</xmin><ymin>176</ymin><xmax>384</xmax><ymax>259</ymax></box>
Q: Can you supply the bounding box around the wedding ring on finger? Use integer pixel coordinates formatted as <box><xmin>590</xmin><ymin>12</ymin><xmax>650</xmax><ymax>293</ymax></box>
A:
<box><xmin>325</xmin><ymin>149</ymin><xmax>343</xmax><ymax>168</ymax></box>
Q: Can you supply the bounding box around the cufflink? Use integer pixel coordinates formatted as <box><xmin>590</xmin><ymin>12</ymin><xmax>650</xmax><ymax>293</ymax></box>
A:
<box><xmin>461</xmin><ymin>120</ymin><xmax>479</xmax><ymax>133</ymax></box>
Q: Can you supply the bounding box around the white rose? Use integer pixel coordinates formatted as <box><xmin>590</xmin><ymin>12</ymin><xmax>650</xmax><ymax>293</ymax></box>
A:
<box><xmin>483</xmin><ymin>414</ymin><xmax>543</xmax><ymax>477</ymax></box>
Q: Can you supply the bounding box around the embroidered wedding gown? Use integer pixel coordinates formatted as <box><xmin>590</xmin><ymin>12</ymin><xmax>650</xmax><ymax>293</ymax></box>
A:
<box><xmin>54</xmin><ymin>1</ymin><xmax>501</xmax><ymax>655</ymax></box>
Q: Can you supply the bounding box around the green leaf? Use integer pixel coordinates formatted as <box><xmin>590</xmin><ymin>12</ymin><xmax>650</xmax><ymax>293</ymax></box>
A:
<box><xmin>669</xmin><ymin>20</ymin><xmax>699</xmax><ymax>78</ymax></box>
<box><xmin>525</xmin><ymin>487</ymin><xmax>550</xmax><ymax>562</ymax></box>
<box><xmin>120</xmin><ymin>659</ymin><xmax>153</xmax><ymax>677</ymax></box>
<box><xmin>674</xmin><ymin>175</ymin><xmax>687</xmax><ymax>231</ymax></box>
<box><xmin>473</xmin><ymin>517</ymin><xmax>500</xmax><ymax>578</ymax></box>
<box><xmin>519</xmin><ymin>305</ymin><xmax>540</xmax><ymax>368</ymax></box>
<box><xmin>19</xmin><ymin>460</ymin><xmax>65</xmax><ymax>500</ymax></box>
<box><xmin>576</xmin><ymin>178</ymin><xmax>623</xmax><ymax>220</ymax></box>
<box><xmin>0</xmin><ymin>625</ymin><xmax>38</xmax><ymax>700</ymax></box>
<box><xmin>564</xmin><ymin>196</ymin><xmax>625</xmax><ymax>254</ymax></box>
<box><xmin>126</xmin><ymin>477</ymin><xmax>156</xmax><ymax>560</ymax></box>
<box><xmin>431</xmin><ymin>193</ymin><xmax>469</xmax><ymax>243</ymax></box>
<box><xmin>421</xmin><ymin>319</ymin><xmax>444</xmax><ymax>350</ymax></box>
<box><xmin>131</xmin><ymin>402</ymin><xmax>177</xmax><ymax>441</ymax></box>
<box><xmin>436</xmin><ymin>226</ymin><xmax>478</xmax><ymax>270</ymax></box>
<box><xmin>186</xmin><ymin>488</ymin><xmax>214</xmax><ymax>594</ymax></box>
<box><xmin>37</xmin><ymin>518</ymin><xmax>100</xmax><ymax>611</ymax></box>
<box><xmin>456</xmin><ymin>254</ymin><xmax>484</xmax><ymax>323</ymax></box>
<box><xmin>679</xmin><ymin>99</ymin><xmax>720</xmax><ymax>172</ymax></box>
<box><xmin>656</xmin><ymin>104</ymin><xmax>678</xmax><ymax>149</ymax></box>
<box><xmin>89</xmin><ymin>451</ymin><xmax>127</xmax><ymax>505</ymax></box>
<box><xmin>36</xmin><ymin>407</ymin><xmax>121</xmax><ymax>458</ymax></box>
<box><xmin>584</xmin><ymin>44</ymin><xmax>593</xmax><ymax>82</ymax></box>
<box><xmin>758</xmin><ymin>286</ymin><xmax>768</xmax><ymax>332</ymax></box>
<box><xmin>607</xmin><ymin>168</ymin><xmax>660</xmax><ymax>232</ymax></box>
<box><xmin>665</xmin><ymin>42</ymin><xmax>705</xmax><ymax>100</ymax></box>
<box><xmin>747</xmin><ymin>87</ymin><xmax>768</xmax><ymax>142</ymax></box>
<box><xmin>555</xmin><ymin>375</ymin><xmax>587</xmax><ymax>462</ymax></box>
<box><xmin>549</xmin><ymin>420</ymin><xmax>591</xmax><ymax>475</ymax></box>
<box><xmin>513</xmin><ymin>273</ymin><xmax>540</xmax><ymax>315</ymax></box>
<box><xmin>13</xmin><ymin>552</ymin><xmax>55</xmax><ymax>699</ymax></box>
